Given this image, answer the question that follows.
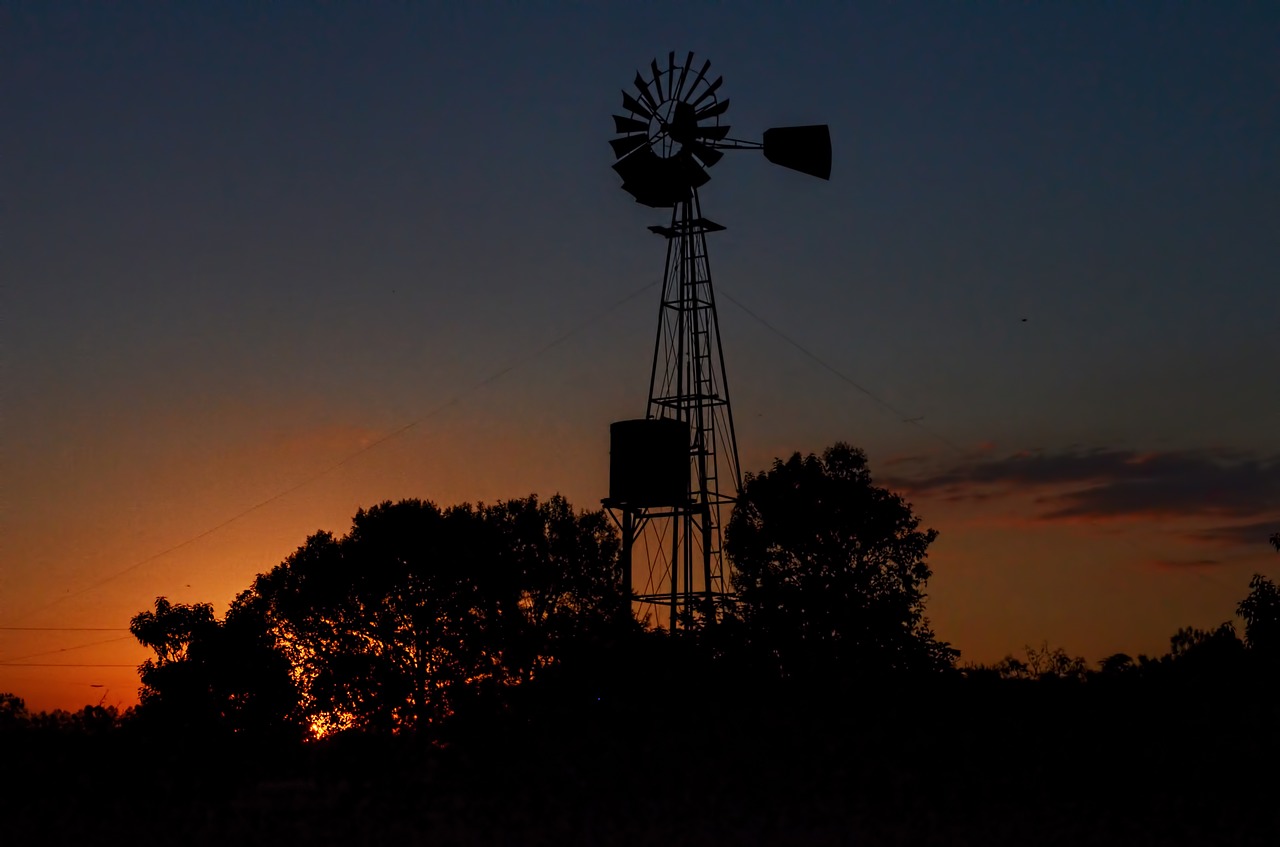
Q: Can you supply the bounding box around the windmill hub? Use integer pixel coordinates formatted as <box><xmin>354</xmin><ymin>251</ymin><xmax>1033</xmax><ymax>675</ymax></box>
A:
<box><xmin>645</xmin><ymin>102</ymin><xmax>679</xmax><ymax>156</ymax></box>
<box><xmin>667</xmin><ymin>101</ymin><xmax>701</xmax><ymax>146</ymax></box>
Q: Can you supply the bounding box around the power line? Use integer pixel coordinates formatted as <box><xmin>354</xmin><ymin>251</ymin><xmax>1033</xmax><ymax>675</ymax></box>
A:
<box><xmin>718</xmin><ymin>288</ymin><xmax>968</xmax><ymax>455</ymax></box>
<box><xmin>0</xmin><ymin>635</ymin><xmax>135</xmax><ymax>664</ymax></box>
<box><xmin>11</xmin><ymin>279</ymin><xmax>660</xmax><ymax>622</ymax></box>
<box><xmin>0</xmin><ymin>663</ymin><xmax>137</xmax><ymax>668</ymax></box>
<box><xmin>0</xmin><ymin>626</ymin><xmax>128</xmax><ymax>632</ymax></box>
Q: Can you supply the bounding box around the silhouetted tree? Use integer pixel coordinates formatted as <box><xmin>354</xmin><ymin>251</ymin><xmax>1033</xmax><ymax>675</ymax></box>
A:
<box><xmin>724</xmin><ymin>443</ymin><xmax>956</xmax><ymax>678</ymax></box>
<box><xmin>130</xmin><ymin>596</ymin><xmax>300</xmax><ymax>737</ymax></box>
<box><xmin>989</xmin><ymin>642</ymin><xmax>1088</xmax><ymax>681</ymax></box>
<box><xmin>1270</xmin><ymin>532</ymin><xmax>1279</xmax><ymax>553</ymax></box>
<box><xmin>0</xmin><ymin>693</ymin><xmax>28</xmax><ymax>731</ymax></box>
<box><xmin>131</xmin><ymin>596</ymin><xmax>217</xmax><ymax>664</ymax></box>
<box><xmin>1168</xmin><ymin>622</ymin><xmax>1239</xmax><ymax>658</ymax></box>
<box><xmin>988</xmin><ymin>655</ymin><xmax>1031</xmax><ymax>681</ymax></box>
<box><xmin>24</xmin><ymin>704</ymin><xmax>124</xmax><ymax>735</ymax></box>
<box><xmin>1162</xmin><ymin>621</ymin><xmax>1246</xmax><ymax>679</ymax></box>
<box><xmin>1236</xmin><ymin>573</ymin><xmax>1279</xmax><ymax>657</ymax></box>
<box><xmin>234</xmin><ymin>494</ymin><xmax>630</xmax><ymax>735</ymax></box>
<box><xmin>1026</xmin><ymin>641</ymin><xmax>1089</xmax><ymax>681</ymax></box>
<box><xmin>1096</xmin><ymin>652</ymin><xmax>1136</xmax><ymax>677</ymax></box>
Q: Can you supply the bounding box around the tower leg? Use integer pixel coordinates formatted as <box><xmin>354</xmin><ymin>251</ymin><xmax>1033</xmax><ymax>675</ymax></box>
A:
<box><xmin>620</xmin><ymin>508</ymin><xmax>635</xmax><ymax>615</ymax></box>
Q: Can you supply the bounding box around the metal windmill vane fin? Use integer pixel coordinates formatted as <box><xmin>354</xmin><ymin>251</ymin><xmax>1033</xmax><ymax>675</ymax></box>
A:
<box><xmin>621</xmin><ymin>90</ymin><xmax>652</xmax><ymax>119</ymax></box>
<box><xmin>695</xmin><ymin>98</ymin><xmax>730</xmax><ymax>121</ymax></box>
<box><xmin>634</xmin><ymin>71</ymin><xmax>658</xmax><ymax>111</ymax></box>
<box><xmin>690</xmin><ymin>75</ymin><xmax>722</xmax><ymax>108</ymax></box>
<box><xmin>613</xmin><ymin>114</ymin><xmax>648</xmax><ymax>134</ymax></box>
<box><xmin>671</xmin><ymin>51</ymin><xmax>694</xmax><ymax>101</ymax></box>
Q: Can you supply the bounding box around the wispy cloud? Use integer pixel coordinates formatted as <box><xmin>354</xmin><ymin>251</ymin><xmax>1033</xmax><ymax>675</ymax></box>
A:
<box><xmin>1149</xmin><ymin>557</ymin><xmax>1225</xmax><ymax>570</ymax></box>
<box><xmin>1183</xmin><ymin>520</ymin><xmax>1280</xmax><ymax>548</ymax></box>
<box><xmin>889</xmin><ymin>447</ymin><xmax>1280</xmax><ymax>526</ymax></box>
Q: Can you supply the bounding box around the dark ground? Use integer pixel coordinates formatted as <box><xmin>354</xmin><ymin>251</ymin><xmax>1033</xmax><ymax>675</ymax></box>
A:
<box><xmin>6</xmin><ymin>678</ymin><xmax>1277</xmax><ymax>846</ymax></box>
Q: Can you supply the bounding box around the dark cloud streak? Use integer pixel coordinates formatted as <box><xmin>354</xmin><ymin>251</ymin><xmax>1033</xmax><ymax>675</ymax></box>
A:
<box><xmin>891</xmin><ymin>448</ymin><xmax>1280</xmax><ymax>524</ymax></box>
<box><xmin>1183</xmin><ymin>520</ymin><xmax>1280</xmax><ymax>548</ymax></box>
<box><xmin>1149</xmin><ymin>558</ymin><xmax>1224</xmax><ymax>570</ymax></box>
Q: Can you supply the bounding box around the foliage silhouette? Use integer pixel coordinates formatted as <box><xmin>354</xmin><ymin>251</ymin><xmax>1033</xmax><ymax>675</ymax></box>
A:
<box><xmin>968</xmin><ymin>573</ymin><xmax>1280</xmax><ymax>687</ymax></box>
<box><xmin>1095</xmin><ymin>652</ymin><xmax>1136</xmax><ymax>677</ymax></box>
<box><xmin>0</xmin><ymin>692</ymin><xmax>29</xmax><ymax>730</ymax></box>
<box><xmin>1165</xmin><ymin>621</ymin><xmax>1245</xmax><ymax>669</ymax></box>
<box><xmin>131</xmin><ymin>596</ymin><xmax>301</xmax><ymax>738</ymax></box>
<box><xmin>0</xmin><ymin>693</ymin><xmax>128</xmax><ymax>735</ymax></box>
<box><xmin>232</xmin><ymin>494</ymin><xmax>632</xmax><ymax>735</ymax></box>
<box><xmin>988</xmin><ymin>642</ymin><xmax>1089</xmax><ymax>682</ymax></box>
<box><xmin>1236</xmin><ymin>573</ymin><xmax>1279</xmax><ymax>659</ymax></box>
<box><xmin>724</xmin><ymin>443</ymin><xmax>956</xmax><ymax>678</ymax></box>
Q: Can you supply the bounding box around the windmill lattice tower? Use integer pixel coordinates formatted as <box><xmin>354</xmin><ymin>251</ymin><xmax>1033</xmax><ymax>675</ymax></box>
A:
<box><xmin>604</xmin><ymin>52</ymin><xmax>831</xmax><ymax>629</ymax></box>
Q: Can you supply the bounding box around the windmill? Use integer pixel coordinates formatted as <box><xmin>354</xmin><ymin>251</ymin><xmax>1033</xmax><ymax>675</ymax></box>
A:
<box><xmin>604</xmin><ymin>52</ymin><xmax>831</xmax><ymax>629</ymax></box>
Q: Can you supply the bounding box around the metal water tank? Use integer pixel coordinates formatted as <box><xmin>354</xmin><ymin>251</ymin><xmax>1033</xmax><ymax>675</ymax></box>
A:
<box><xmin>609</xmin><ymin>418</ymin><xmax>689</xmax><ymax>508</ymax></box>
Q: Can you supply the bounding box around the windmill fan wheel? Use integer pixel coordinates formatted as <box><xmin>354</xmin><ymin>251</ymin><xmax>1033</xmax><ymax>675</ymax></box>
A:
<box><xmin>610</xmin><ymin>51</ymin><xmax>730</xmax><ymax>207</ymax></box>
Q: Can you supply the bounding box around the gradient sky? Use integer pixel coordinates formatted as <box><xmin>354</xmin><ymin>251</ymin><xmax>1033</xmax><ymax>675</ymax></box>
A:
<box><xmin>4</xmin><ymin>2</ymin><xmax>1278</xmax><ymax>712</ymax></box>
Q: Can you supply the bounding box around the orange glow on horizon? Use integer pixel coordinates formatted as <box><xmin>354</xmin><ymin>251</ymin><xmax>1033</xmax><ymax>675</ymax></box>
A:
<box><xmin>5</xmin><ymin>424</ymin><xmax>1274</xmax><ymax>713</ymax></box>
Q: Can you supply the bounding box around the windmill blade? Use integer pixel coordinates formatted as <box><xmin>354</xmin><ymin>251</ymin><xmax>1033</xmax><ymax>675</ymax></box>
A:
<box><xmin>635</xmin><ymin>71</ymin><xmax>658</xmax><ymax>111</ymax></box>
<box><xmin>613</xmin><ymin>148</ymin><xmax>704</xmax><ymax>207</ymax></box>
<box><xmin>695</xmin><ymin>98</ymin><xmax>730</xmax><ymax>120</ymax></box>
<box><xmin>686</xmin><ymin>58</ymin><xmax>716</xmax><ymax>103</ymax></box>
<box><xmin>675</xmin><ymin>155</ymin><xmax>712</xmax><ymax>189</ymax></box>
<box><xmin>611</xmin><ymin>148</ymin><xmax>654</xmax><ymax>183</ymax></box>
<box><xmin>610</xmin><ymin>133</ymin><xmax>650</xmax><ymax>159</ymax></box>
<box><xmin>650</xmin><ymin>59</ymin><xmax>663</xmax><ymax>101</ymax></box>
<box><xmin>621</xmin><ymin>90</ymin><xmax>652</xmax><ymax>119</ymax></box>
<box><xmin>672</xmin><ymin>51</ymin><xmax>694</xmax><ymax>101</ymax></box>
<box><xmin>694</xmin><ymin>124</ymin><xmax>731</xmax><ymax>141</ymax></box>
<box><xmin>685</xmin><ymin>139</ymin><xmax>724</xmax><ymax>167</ymax></box>
<box><xmin>613</xmin><ymin>114</ymin><xmax>649</xmax><ymax>134</ymax></box>
<box><xmin>691</xmin><ymin>75</ymin><xmax>723</xmax><ymax>107</ymax></box>
<box><xmin>668</xmin><ymin>51</ymin><xmax>676</xmax><ymax>98</ymax></box>
<box><xmin>762</xmin><ymin>125</ymin><xmax>832</xmax><ymax>179</ymax></box>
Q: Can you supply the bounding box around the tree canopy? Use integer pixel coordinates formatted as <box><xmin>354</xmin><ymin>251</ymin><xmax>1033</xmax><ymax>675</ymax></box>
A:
<box><xmin>1236</xmin><ymin>572</ymin><xmax>1279</xmax><ymax>658</ymax></box>
<box><xmin>130</xmin><ymin>596</ymin><xmax>300</xmax><ymax>737</ymax></box>
<box><xmin>229</xmin><ymin>494</ymin><xmax>632</xmax><ymax>735</ymax></box>
<box><xmin>724</xmin><ymin>442</ymin><xmax>957</xmax><ymax>677</ymax></box>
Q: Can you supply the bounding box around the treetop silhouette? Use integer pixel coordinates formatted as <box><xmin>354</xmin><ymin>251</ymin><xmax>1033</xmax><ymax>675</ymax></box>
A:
<box><xmin>120</xmin><ymin>453</ymin><xmax>1274</xmax><ymax>742</ymax></box>
<box><xmin>230</xmin><ymin>494</ymin><xmax>632</xmax><ymax>735</ymax></box>
<box><xmin>725</xmin><ymin>442</ymin><xmax>957</xmax><ymax>677</ymax></box>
